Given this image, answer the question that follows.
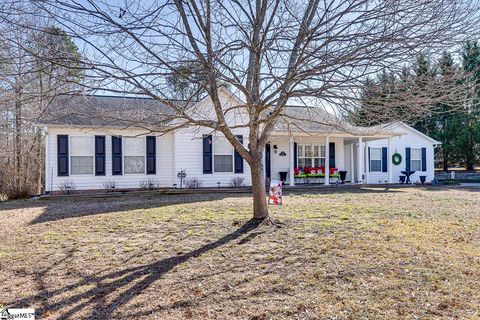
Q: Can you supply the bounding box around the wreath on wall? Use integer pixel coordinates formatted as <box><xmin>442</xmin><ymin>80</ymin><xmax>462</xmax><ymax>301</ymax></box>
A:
<box><xmin>392</xmin><ymin>152</ymin><xmax>402</xmax><ymax>166</ymax></box>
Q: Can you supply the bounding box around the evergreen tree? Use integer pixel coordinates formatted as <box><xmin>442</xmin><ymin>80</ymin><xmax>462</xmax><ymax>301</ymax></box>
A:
<box><xmin>435</xmin><ymin>51</ymin><xmax>461</xmax><ymax>171</ymax></box>
<box><xmin>456</xmin><ymin>41</ymin><xmax>480</xmax><ymax>170</ymax></box>
<box><xmin>412</xmin><ymin>53</ymin><xmax>437</xmax><ymax>136</ymax></box>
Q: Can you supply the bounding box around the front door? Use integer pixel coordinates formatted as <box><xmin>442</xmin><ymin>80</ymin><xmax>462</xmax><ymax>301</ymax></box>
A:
<box><xmin>265</xmin><ymin>143</ymin><xmax>271</xmax><ymax>178</ymax></box>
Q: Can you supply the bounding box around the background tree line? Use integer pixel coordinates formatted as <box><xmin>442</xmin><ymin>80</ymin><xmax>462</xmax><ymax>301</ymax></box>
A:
<box><xmin>353</xmin><ymin>42</ymin><xmax>480</xmax><ymax>171</ymax></box>
<box><xmin>0</xmin><ymin>19</ymin><xmax>82</xmax><ymax>199</ymax></box>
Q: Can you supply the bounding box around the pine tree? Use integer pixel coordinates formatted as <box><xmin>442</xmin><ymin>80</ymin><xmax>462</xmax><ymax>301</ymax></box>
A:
<box><xmin>412</xmin><ymin>53</ymin><xmax>437</xmax><ymax>135</ymax></box>
<box><xmin>457</xmin><ymin>41</ymin><xmax>480</xmax><ymax>170</ymax></box>
<box><xmin>435</xmin><ymin>51</ymin><xmax>461</xmax><ymax>171</ymax></box>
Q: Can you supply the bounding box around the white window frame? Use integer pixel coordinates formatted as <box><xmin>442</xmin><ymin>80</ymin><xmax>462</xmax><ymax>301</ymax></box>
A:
<box><xmin>411</xmin><ymin>148</ymin><xmax>422</xmax><ymax>171</ymax></box>
<box><xmin>69</xmin><ymin>135</ymin><xmax>95</xmax><ymax>176</ymax></box>
<box><xmin>297</xmin><ymin>144</ymin><xmax>326</xmax><ymax>168</ymax></box>
<box><xmin>123</xmin><ymin>136</ymin><xmax>146</xmax><ymax>175</ymax></box>
<box><xmin>213</xmin><ymin>135</ymin><xmax>234</xmax><ymax>173</ymax></box>
<box><xmin>369</xmin><ymin>147</ymin><xmax>382</xmax><ymax>172</ymax></box>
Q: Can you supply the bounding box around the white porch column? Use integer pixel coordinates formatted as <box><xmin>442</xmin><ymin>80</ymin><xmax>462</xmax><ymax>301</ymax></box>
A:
<box><xmin>357</xmin><ymin>137</ymin><xmax>363</xmax><ymax>183</ymax></box>
<box><xmin>365</xmin><ymin>141</ymin><xmax>369</xmax><ymax>184</ymax></box>
<box><xmin>325</xmin><ymin>136</ymin><xmax>330</xmax><ymax>185</ymax></box>
<box><xmin>289</xmin><ymin>136</ymin><xmax>295</xmax><ymax>186</ymax></box>
<box><xmin>350</xmin><ymin>143</ymin><xmax>355</xmax><ymax>183</ymax></box>
<box><xmin>388</xmin><ymin>137</ymin><xmax>393</xmax><ymax>183</ymax></box>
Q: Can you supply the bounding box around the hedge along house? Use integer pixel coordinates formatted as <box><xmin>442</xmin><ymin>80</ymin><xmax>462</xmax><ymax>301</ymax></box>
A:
<box><xmin>38</xmin><ymin>88</ymin><xmax>440</xmax><ymax>193</ymax></box>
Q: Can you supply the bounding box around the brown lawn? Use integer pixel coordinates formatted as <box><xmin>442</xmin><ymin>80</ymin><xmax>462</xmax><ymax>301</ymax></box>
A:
<box><xmin>0</xmin><ymin>186</ymin><xmax>479</xmax><ymax>319</ymax></box>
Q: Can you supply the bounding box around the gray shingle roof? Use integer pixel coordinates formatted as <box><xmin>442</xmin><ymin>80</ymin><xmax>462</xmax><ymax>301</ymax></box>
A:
<box><xmin>38</xmin><ymin>95</ymin><xmax>397</xmax><ymax>136</ymax></box>
<box><xmin>38</xmin><ymin>95</ymin><xmax>175</xmax><ymax>128</ymax></box>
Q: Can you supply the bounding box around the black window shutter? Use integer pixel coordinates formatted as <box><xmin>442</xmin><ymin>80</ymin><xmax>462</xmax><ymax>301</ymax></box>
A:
<box><xmin>57</xmin><ymin>135</ymin><xmax>69</xmax><ymax>176</ymax></box>
<box><xmin>368</xmin><ymin>147</ymin><xmax>371</xmax><ymax>172</ymax></box>
<box><xmin>203</xmin><ymin>135</ymin><xmax>212</xmax><ymax>174</ymax></box>
<box><xmin>95</xmin><ymin>135</ymin><xmax>106</xmax><ymax>176</ymax></box>
<box><xmin>405</xmin><ymin>147</ymin><xmax>411</xmax><ymax>171</ymax></box>
<box><xmin>234</xmin><ymin>135</ymin><xmax>243</xmax><ymax>173</ymax></box>
<box><xmin>146</xmin><ymin>136</ymin><xmax>156</xmax><ymax>175</ymax></box>
<box><xmin>382</xmin><ymin>147</ymin><xmax>388</xmax><ymax>172</ymax></box>
<box><xmin>293</xmin><ymin>142</ymin><xmax>298</xmax><ymax>167</ymax></box>
<box><xmin>421</xmin><ymin>147</ymin><xmax>427</xmax><ymax>171</ymax></box>
<box><xmin>112</xmin><ymin>136</ymin><xmax>122</xmax><ymax>175</ymax></box>
<box><xmin>329</xmin><ymin>142</ymin><xmax>336</xmax><ymax>168</ymax></box>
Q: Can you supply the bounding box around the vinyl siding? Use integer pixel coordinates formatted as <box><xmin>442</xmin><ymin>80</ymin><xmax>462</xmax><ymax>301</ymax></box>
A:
<box><xmin>366</xmin><ymin>125</ymin><xmax>436</xmax><ymax>184</ymax></box>
<box><xmin>45</xmin><ymin>127</ymin><xmax>174</xmax><ymax>191</ymax></box>
<box><xmin>173</xmin><ymin>127</ymin><xmax>252</xmax><ymax>187</ymax></box>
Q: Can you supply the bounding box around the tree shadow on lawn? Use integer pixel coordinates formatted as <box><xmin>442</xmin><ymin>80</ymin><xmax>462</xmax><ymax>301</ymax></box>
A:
<box><xmin>8</xmin><ymin>192</ymin><xmax>250</xmax><ymax>225</ymax></box>
<box><xmin>10</xmin><ymin>218</ymin><xmax>266</xmax><ymax>319</ymax></box>
<box><xmin>0</xmin><ymin>186</ymin><xmax>413</xmax><ymax>226</ymax></box>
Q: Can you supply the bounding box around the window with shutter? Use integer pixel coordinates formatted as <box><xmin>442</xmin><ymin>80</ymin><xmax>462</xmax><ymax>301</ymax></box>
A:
<box><xmin>213</xmin><ymin>136</ymin><xmax>233</xmax><ymax>172</ymax></box>
<box><xmin>411</xmin><ymin>148</ymin><xmax>422</xmax><ymax>171</ymax></box>
<box><xmin>70</xmin><ymin>136</ymin><xmax>94</xmax><ymax>175</ymax></box>
<box><xmin>369</xmin><ymin>148</ymin><xmax>382</xmax><ymax>172</ymax></box>
<box><xmin>123</xmin><ymin>137</ymin><xmax>145</xmax><ymax>174</ymax></box>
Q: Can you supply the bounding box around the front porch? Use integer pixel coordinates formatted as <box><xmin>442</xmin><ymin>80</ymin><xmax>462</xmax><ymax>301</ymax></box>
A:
<box><xmin>266</xmin><ymin>132</ymin><xmax>397</xmax><ymax>186</ymax></box>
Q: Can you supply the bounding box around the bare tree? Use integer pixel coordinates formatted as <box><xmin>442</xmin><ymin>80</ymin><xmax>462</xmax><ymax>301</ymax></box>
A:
<box><xmin>0</xmin><ymin>5</ymin><xmax>83</xmax><ymax>198</ymax></box>
<box><xmin>3</xmin><ymin>0</ymin><xmax>479</xmax><ymax>217</ymax></box>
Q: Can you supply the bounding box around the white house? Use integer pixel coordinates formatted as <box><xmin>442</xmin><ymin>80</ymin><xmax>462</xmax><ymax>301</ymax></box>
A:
<box><xmin>38</xmin><ymin>89</ymin><xmax>441</xmax><ymax>192</ymax></box>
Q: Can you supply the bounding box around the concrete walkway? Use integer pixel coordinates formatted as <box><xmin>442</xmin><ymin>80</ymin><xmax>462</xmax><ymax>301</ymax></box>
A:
<box><xmin>459</xmin><ymin>183</ymin><xmax>480</xmax><ymax>188</ymax></box>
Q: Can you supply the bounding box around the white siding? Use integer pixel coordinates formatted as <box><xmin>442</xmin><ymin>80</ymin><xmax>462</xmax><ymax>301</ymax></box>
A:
<box><xmin>173</xmin><ymin>127</ymin><xmax>252</xmax><ymax>187</ymax></box>
<box><xmin>269</xmin><ymin>136</ymin><xmax>290</xmax><ymax>181</ymax></box>
<box><xmin>366</xmin><ymin>125</ymin><xmax>436</xmax><ymax>184</ymax></box>
<box><xmin>45</xmin><ymin>127</ymin><xmax>174</xmax><ymax>192</ymax></box>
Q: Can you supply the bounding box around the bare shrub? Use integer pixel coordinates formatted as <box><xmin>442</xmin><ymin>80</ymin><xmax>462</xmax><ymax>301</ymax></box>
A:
<box><xmin>139</xmin><ymin>179</ymin><xmax>156</xmax><ymax>190</ymax></box>
<box><xmin>58</xmin><ymin>181</ymin><xmax>76</xmax><ymax>194</ymax></box>
<box><xmin>185</xmin><ymin>177</ymin><xmax>202</xmax><ymax>189</ymax></box>
<box><xmin>102</xmin><ymin>181</ymin><xmax>116</xmax><ymax>192</ymax></box>
<box><xmin>0</xmin><ymin>163</ymin><xmax>38</xmax><ymax>199</ymax></box>
<box><xmin>229</xmin><ymin>177</ymin><xmax>245</xmax><ymax>188</ymax></box>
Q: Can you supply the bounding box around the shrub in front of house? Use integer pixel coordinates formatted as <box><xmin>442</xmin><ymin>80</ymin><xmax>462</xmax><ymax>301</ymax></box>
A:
<box><xmin>139</xmin><ymin>179</ymin><xmax>157</xmax><ymax>190</ymax></box>
<box><xmin>58</xmin><ymin>181</ymin><xmax>77</xmax><ymax>194</ymax></box>
<box><xmin>229</xmin><ymin>177</ymin><xmax>245</xmax><ymax>188</ymax></box>
<box><xmin>102</xmin><ymin>181</ymin><xmax>117</xmax><ymax>192</ymax></box>
<box><xmin>185</xmin><ymin>177</ymin><xmax>203</xmax><ymax>189</ymax></box>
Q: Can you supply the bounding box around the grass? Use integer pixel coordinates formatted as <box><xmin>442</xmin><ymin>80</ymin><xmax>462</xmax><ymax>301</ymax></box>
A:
<box><xmin>0</xmin><ymin>186</ymin><xmax>479</xmax><ymax>319</ymax></box>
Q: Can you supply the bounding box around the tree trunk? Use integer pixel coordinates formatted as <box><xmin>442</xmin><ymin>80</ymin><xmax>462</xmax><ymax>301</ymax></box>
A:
<box><xmin>14</xmin><ymin>84</ymin><xmax>22</xmax><ymax>190</ymax></box>
<box><xmin>443</xmin><ymin>159</ymin><xmax>448</xmax><ymax>172</ymax></box>
<box><xmin>443</xmin><ymin>149</ymin><xmax>448</xmax><ymax>172</ymax></box>
<box><xmin>250</xmin><ymin>156</ymin><xmax>268</xmax><ymax>219</ymax></box>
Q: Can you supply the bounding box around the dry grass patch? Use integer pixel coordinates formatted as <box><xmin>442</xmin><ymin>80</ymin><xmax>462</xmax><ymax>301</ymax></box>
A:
<box><xmin>0</xmin><ymin>187</ymin><xmax>479</xmax><ymax>319</ymax></box>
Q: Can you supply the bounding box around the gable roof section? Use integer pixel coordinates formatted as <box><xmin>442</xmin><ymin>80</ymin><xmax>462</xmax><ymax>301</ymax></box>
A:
<box><xmin>390</xmin><ymin>122</ymin><xmax>442</xmax><ymax>145</ymax></box>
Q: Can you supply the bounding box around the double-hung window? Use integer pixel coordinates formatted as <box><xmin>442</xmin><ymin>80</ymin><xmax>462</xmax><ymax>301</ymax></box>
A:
<box><xmin>313</xmin><ymin>145</ymin><xmax>326</xmax><ymax>167</ymax></box>
<box><xmin>214</xmin><ymin>136</ymin><xmax>233</xmax><ymax>172</ymax></box>
<box><xmin>297</xmin><ymin>144</ymin><xmax>312</xmax><ymax>168</ymax></box>
<box><xmin>70</xmin><ymin>136</ymin><xmax>94</xmax><ymax>174</ymax></box>
<box><xmin>123</xmin><ymin>137</ymin><xmax>145</xmax><ymax>174</ymax></box>
<box><xmin>370</xmin><ymin>148</ymin><xmax>382</xmax><ymax>172</ymax></box>
<box><xmin>298</xmin><ymin>144</ymin><xmax>325</xmax><ymax>168</ymax></box>
<box><xmin>411</xmin><ymin>148</ymin><xmax>422</xmax><ymax>171</ymax></box>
